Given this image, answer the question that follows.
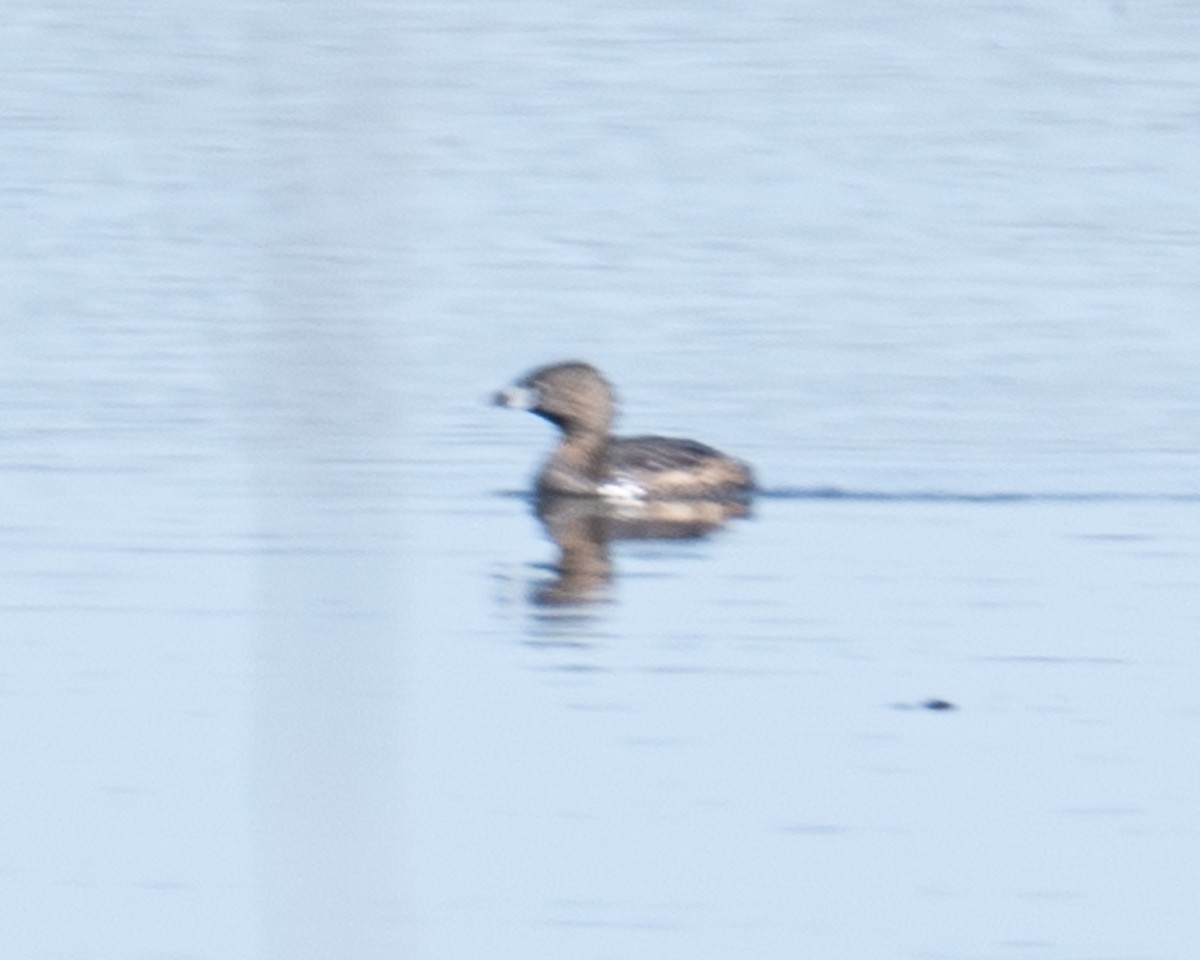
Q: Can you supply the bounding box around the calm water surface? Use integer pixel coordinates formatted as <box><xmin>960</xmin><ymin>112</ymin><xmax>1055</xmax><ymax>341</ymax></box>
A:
<box><xmin>3</xmin><ymin>1</ymin><xmax>1200</xmax><ymax>958</ymax></box>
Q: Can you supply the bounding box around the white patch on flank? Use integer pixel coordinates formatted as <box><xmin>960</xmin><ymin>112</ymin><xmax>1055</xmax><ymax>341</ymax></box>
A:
<box><xmin>599</xmin><ymin>477</ymin><xmax>645</xmax><ymax>501</ymax></box>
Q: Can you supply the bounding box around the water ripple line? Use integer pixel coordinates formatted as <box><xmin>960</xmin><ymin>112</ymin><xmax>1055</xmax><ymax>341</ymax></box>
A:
<box><xmin>761</xmin><ymin>487</ymin><xmax>1200</xmax><ymax>504</ymax></box>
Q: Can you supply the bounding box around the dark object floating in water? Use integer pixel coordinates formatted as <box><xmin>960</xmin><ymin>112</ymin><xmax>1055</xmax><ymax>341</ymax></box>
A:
<box><xmin>494</xmin><ymin>360</ymin><xmax>755</xmax><ymax>500</ymax></box>
<box><xmin>892</xmin><ymin>698</ymin><xmax>958</xmax><ymax>712</ymax></box>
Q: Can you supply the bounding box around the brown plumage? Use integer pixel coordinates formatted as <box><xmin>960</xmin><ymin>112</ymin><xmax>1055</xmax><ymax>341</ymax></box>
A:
<box><xmin>494</xmin><ymin>361</ymin><xmax>755</xmax><ymax>500</ymax></box>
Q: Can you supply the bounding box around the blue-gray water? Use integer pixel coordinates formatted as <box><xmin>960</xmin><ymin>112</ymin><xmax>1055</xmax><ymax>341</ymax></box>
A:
<box><xmin>4</xmin><ymin>2</ymin><xmax>1200</xmax><ymax>958</ymax></box>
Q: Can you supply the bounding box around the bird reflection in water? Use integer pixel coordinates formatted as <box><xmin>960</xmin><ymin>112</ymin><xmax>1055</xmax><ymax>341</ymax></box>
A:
<box><xmin>493</xmin><ymin>361</ymin><xmax>757</xmax><ymax>606</ymax></box>
<box><xmin>530</xmin><ymin>493</ymin><xmax>752</xmax><ymax>606</ymax></box>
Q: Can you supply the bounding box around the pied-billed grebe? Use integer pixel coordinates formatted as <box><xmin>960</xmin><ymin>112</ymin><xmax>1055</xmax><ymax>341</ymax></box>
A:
<box><xmin>494</xmin><ymin>361</ymin><xmax>755</xmax><ymax>499</ymax></box>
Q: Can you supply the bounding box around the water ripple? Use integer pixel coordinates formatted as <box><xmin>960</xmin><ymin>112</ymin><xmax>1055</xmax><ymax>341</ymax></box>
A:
<box><xmin>762</xmin><ymin>487</ymin><xmax>1200</xmax><ymax>504</ymax></box>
